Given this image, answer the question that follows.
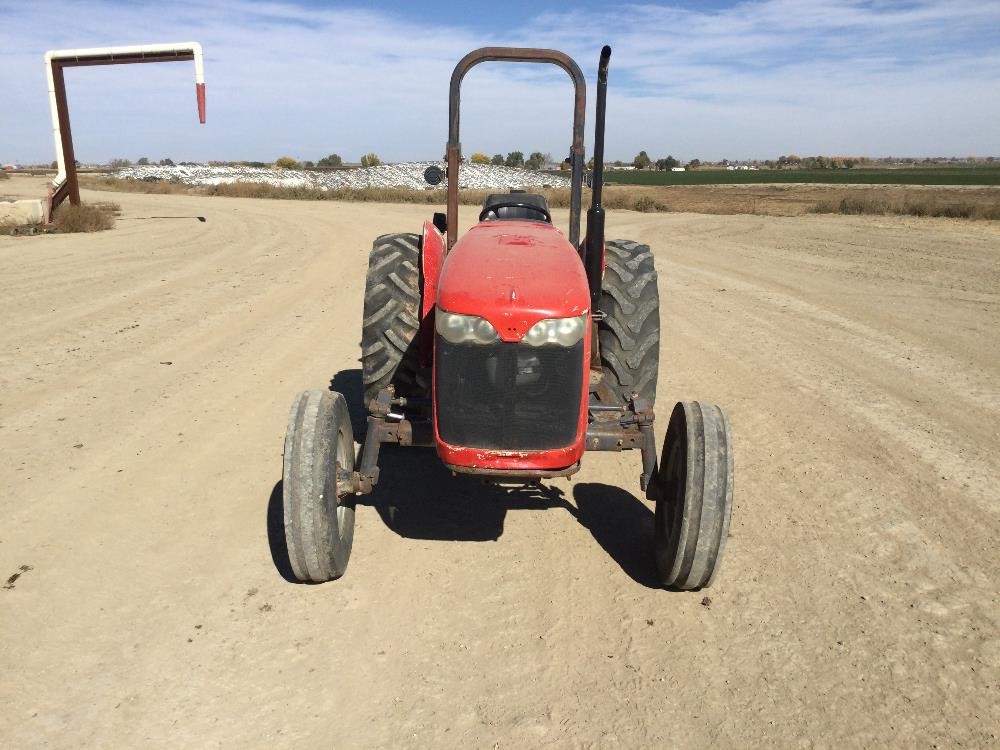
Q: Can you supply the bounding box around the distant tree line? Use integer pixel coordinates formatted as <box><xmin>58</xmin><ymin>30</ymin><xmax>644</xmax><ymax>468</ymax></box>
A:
<box><xmin>109</xmin><ymin>157</ymin><xmax>175</xmax><ymax>168</ymax></box>
<box><xmin>460</xmin><ymin>151</ymin><xmax>552</xmax><ymax>170</ymax></box>
<box><xmin>616</xmin><ymin>154</ymin><xmax>997</xmax><ymax>170</ymax></box>
<box><xmin>100</xmin><ymin>152</ymin><xmax>998</xmax><ymax>173</ymax></box>
<box><xmin>625</xmin><ymin>151</ymin><xmax>698</xmax><ymax>170</ymax></box>
<box><xmin>621</xmin><ymin>151</ymin><xmax>868</xmax><ymax>170</ymax></box>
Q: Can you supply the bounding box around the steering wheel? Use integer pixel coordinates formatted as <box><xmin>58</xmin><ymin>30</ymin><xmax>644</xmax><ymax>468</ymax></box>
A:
<box><xmin>478</xmin><ymin>201</ymin><xmax>552</xmax><ymax>223</ymax></box>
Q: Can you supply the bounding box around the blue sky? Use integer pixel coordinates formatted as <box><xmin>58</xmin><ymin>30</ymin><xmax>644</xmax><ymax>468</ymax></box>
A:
<box><xmin>1</xmin><ymin>0</ymin><xmax>998</xmax><ymax>165</ymax></box>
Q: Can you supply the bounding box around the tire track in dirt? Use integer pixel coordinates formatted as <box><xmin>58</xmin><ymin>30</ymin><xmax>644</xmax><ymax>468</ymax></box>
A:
<box><xmin>2</xmin><ymin>183</ymin><xmax>997</xmax><ymax>748</ymax></box>
<box><xmin>616</xmin><ymin>211</ymin><xmax>999</xmax><ymax>746</ymax></box>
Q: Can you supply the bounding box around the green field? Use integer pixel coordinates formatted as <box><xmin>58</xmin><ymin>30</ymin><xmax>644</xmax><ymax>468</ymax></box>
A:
<box><xmin>599</xmin><ymin>167</ymin><xmax>1000</xmax><ymax>186</ymax></box>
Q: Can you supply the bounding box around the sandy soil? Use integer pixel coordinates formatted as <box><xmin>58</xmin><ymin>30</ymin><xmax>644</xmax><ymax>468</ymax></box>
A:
<box><xmin>1</xmin><ymin>175</ymin><xmax>998</xmax><ymax>748</ymax></box>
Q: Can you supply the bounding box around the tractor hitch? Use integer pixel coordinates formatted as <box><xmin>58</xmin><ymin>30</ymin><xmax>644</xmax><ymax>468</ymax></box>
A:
<box><xmin>349</xmin><ymin>388</ymin><xmax>434</xmax><ymax>495</ymax></box>
<box><xmin>585</xmin><ymin>387</ymin><xmax>658</xmax><ymax>492</ymax></box>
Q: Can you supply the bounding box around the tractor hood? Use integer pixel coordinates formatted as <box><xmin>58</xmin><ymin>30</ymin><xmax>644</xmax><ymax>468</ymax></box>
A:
<box><xmin>437</xmin><ymin>221</ymin><xmax>591</xmax><ymax>343</ymax></box>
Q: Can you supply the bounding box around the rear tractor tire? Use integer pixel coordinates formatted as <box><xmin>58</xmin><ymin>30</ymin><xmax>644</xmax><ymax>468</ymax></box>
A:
<box><xmin>597</xmin><ymin>239</ymin><xmax>660</xmax><ymax>406</ymax></box>
<box><xmin>283</xmin><ymin>390</ymin><xmax>356</xmax><ymax>582</ymax></box>
<box><xmin>361</xmin><ymin>233</ymin><xmax>425</xmax><ymax>409</ymax></box>
<box><xmin>653</xmin><ymin>401</ymin><xmax>734</xmax><ymax>590</ymax></box>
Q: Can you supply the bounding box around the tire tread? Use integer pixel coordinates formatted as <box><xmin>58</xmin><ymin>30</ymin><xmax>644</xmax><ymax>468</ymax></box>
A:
<box><xmin>598</xmin><ymin>239</ymin><xmax>660</xmax><ymax>406</ymax></box>
<box><xmin>361</xmin><ymin>233</ymin><xmax>425</xmax><ymax>407</ymax></box>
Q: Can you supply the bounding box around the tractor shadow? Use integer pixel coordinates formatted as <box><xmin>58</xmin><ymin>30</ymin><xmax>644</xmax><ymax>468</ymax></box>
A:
<box><xmin>361</xmin><ymin>462</ymin><xmax>660</xmax><ymax>587</ymax></box>
<box><xmin>330</xmin><ymin>368</ymin><xmax>368</xmax><ymax>440</ymax></box>
<box><xmin>361</xmin><ymin>445</ymin><xmax>570</xmax><ymax>542</ymax></box>
<box><xmin>266</xmin><ymin>471</ymin><xmax>659</xmax><ymax>587</ymax></box>
<box><xmin>266</xmin><ymin>479</ymin><xmax>300</xmax><ymax>583</ymax></box>
<box><xmin>571</xmin><ymin>483</ymin><xmax>660</xmax><ymax>588</ymax></box>
<box><xmin>266</xmin><ymin>367</ymin><xmax>661</xmax><ymax>586</ymax></box>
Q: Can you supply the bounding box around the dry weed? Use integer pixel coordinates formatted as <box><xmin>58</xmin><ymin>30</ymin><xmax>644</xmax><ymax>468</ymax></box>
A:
<box><xmin>81</xmin><ymin>177</ymin><xmax>679</xmax><ymax>214</ymax></box>
<box><xmin>53</xmin><ymin>202</ymin><xmax>116</xmax><ymax>232</ymax></box>
<box><xmin>87</xmin><ymin>175</ymin><xmax>1000</xmax><ymax>219</ymax></box>
<box><xmin>81</xmin><ymin>176</ymin><xmax>188</xmax><ymax>194</ymax></box>
<box><xmin>812</xmin><ymin>195</ymin><xmax>1000</xmax><ymax>220</ymax></box>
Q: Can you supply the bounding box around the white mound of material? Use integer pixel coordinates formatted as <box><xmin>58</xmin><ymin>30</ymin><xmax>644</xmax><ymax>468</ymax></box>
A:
<box><xmin>115</xmin><ymin>162</ymin><xmax>571</xmax><ymax>191</ymax></box>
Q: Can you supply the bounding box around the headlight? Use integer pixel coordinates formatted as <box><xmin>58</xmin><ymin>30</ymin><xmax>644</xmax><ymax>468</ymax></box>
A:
<box><xmin>523</xmin><ymin>314</ymin><xmax>588</xmax><ymax>347</ymax></box>
<box><xmin>436</xmin><ymin>309</ymin><xmax>499</xmax><ymax>344</ymax></box>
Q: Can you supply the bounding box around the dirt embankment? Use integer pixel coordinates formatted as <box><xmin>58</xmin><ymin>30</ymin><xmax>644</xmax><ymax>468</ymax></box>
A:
<box><xmin>1</xmin><ymin>175</ymin><xmax>998</xmax><ymax>748</ymax></box>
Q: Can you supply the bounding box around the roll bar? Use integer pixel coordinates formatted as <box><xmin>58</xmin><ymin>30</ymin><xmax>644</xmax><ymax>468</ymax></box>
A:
<box><xmin>445</xmin><ymin>47</ymin><xmax>586</xmax><ymax>250</ymax></box>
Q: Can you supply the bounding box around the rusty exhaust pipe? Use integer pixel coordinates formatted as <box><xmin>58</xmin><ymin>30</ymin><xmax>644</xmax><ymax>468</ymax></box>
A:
<box><xmin>583</xmin><ymin>45</ymin><xmax>611</xmax><ymax>317</ymax></box>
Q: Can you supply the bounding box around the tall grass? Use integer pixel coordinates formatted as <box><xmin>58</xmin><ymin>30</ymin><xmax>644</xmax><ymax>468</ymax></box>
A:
<box><xmin>812</xmin><ymin>195</ymin><xmax>1000</xmax><ymax>220</ymax></box>
<box><xmin>82</xmin><ymin>176</ymin><xmax>676</xmax><ymax>213</ymax></box>
<box><xmin>79</xmin><ymin>175</ymin><xmax>1000</xmax><ymax>220</ymax></box>
<box><xmin>82</xmin><ymin>176</ymin><xmax>187</xmax><ymax>194</ymax></box>
<box><xmin>53</xmin><ymin>201</ymin><xmax>119</xmax><ymax>232</ymax></box>
<box><xmin>606</xmin><ymin>167</ymin><xmax>1000</xmax><ymax>186</ymax></box>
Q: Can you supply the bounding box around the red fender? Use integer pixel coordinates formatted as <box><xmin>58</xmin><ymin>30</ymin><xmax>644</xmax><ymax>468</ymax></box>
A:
<box><xmin>419</xmin><ymin>220</ymin><xmax>445</xmax><ymax>368</ymax></box>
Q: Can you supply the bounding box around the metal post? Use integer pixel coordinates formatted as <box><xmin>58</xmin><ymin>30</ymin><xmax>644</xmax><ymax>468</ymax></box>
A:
<box><xmin>44</xmin><ymin>43</ymin><xmax>205</xmax><ymax>217</ymax></box>
<box><xmin>51</xmin><ymin>62</ymin><xmax>80</xmax><ymax>207</ymax></box>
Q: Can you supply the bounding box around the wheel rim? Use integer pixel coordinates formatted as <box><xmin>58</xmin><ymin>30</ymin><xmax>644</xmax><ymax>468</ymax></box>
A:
<box><xmin>334</xmin><ymin>419</ymin><xmax>355</xmax><ymax>535</ymax></box>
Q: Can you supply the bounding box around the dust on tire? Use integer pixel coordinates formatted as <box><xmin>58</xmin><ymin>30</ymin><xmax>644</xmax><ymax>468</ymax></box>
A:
<box><xmin>361</xmin><ymin>233</ymin><xmax>426</xmax><ymax>408</ymax></box>
<box><xmin>597</xmin><ymin>239</ymin><xmax>660</xmax><ymax>406</ymax></box>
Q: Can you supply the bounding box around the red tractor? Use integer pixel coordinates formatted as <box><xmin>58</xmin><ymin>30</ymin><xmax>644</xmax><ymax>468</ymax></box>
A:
<box><xmin>282</xmin><ymin>46</ymin><xmax>733</xmax><ymax>590</ymax></box>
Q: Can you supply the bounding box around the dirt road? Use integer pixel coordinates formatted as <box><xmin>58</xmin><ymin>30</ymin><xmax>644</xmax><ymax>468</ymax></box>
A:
<box><xmin>2</xmin><ymin>176</ymin><xmax>998</xmax><ymax>748</ymax></box>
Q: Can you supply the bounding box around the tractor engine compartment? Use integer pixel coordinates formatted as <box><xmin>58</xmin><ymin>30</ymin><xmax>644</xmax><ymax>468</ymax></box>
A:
<box><xmin>432</xmin><ymin>217</ymin><xmax>591</xmax><ymax>469</ymax></box>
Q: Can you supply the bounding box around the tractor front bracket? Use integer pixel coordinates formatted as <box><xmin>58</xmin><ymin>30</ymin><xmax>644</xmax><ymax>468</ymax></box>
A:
<box><xmin>347</xmin><ymin>385</ymin><xmax>657</xmax><ymax>496</ymax></box>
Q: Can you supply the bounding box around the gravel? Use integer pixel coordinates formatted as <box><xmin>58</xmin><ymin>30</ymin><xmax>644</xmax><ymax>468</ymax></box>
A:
<box><xmin>114</xmin><ymin>162</ymin><xmax>571</xmax><ymax>191</ymax></box>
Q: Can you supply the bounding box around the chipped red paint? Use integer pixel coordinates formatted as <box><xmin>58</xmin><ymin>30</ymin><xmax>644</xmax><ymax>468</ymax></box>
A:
<box><xmin>435</xmin><ymin>437</ymin><xmax>585</xmax><ymax>471</ymax></box>
<box><xmin>436</xmin><ymin>221</ymin><xmax>590</xmax><ymax>342</ymax></box>
<box><xmin>196</xmin><ymin>82</ymin><xmax>206</xmax><ymax>123</ymax></box>
<box><xmin>419</xmin><ymin>220</ymin><xmax>445</xmax><ymax>368</ymax></box>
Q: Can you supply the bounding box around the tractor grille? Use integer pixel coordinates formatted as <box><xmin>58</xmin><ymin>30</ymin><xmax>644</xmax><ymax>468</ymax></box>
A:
<box><xmin>436</xmin><ymin>337</ymin><xmax>583</xmax><ymax>451</ymax></box>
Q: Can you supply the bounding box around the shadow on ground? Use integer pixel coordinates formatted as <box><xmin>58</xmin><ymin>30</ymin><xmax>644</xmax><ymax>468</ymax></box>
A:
<box><xmin>572</xmin><ymin>483</ymin><xmax>660</xmax><ymax>588</ymax></box>
<box><xmin>266</xmin><ymin>368</ymin><xmax>661</xmax><ymax>588</ymax></box>
<box><xmin>330</xmin><ymin>368</ymin><xmax>367</xmax><ymax>441</ymax></box>
<box><xmin>266</xmin><ymin>479</ymin><xmax>299</xmax><ymax>584</ymax></box>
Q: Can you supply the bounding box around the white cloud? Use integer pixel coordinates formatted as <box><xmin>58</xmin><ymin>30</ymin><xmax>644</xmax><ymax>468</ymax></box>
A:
<box><xmin>1</xmin><ymin>0</ymin><xmax>997</xmax><ymax>164</ymax></box>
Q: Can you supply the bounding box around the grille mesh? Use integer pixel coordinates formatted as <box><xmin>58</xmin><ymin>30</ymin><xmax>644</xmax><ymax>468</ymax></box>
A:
<box><xmin>436</xmin><ymin>337</ymin><xmax>583</xmax><ymax>450</ymax></box>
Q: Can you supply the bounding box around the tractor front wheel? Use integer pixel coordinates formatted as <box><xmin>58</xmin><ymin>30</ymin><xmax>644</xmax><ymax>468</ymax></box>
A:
<box><xmin>653</xmin><ymin>401</ymin><xmax>734</xmax><ymax>590</ymax></box>
<box><xmin>283</xmin><ymin>390</ymin><xmax>356</xmax><ymax>582</ymax></box>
